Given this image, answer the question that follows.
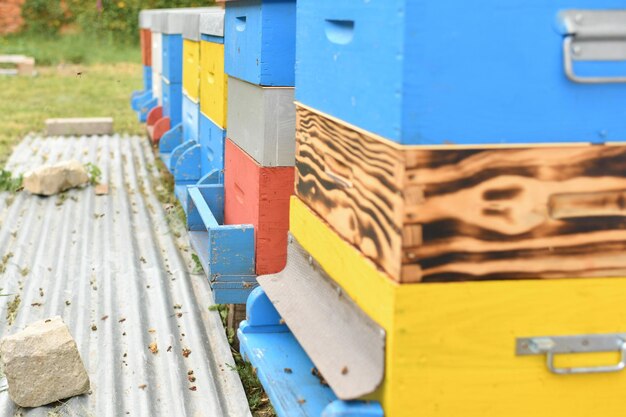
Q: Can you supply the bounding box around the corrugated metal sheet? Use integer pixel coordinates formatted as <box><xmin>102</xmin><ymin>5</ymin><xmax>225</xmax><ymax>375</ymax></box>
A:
<box><xmin>0</xmin><ymin>135</ymin><xmax>252</xmax><ymax>417</ymax></box>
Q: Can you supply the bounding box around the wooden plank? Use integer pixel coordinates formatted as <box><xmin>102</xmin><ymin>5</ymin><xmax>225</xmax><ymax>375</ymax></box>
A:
<box><xmin>258</xmin><ymin>235</ymin><xmax>385</xmax><ymax>400</ymax></box>
<box><xmin>295</xmin><ymin>104</ymin><xmax>626</xmax><ymax>283</ymax></box>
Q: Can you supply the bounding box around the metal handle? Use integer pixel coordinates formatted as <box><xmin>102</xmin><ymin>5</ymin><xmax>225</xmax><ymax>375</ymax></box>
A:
<box><xmin>563</xmin><ymin>36</ymin><xmax>626</xmax><ymax>84</ymax></box>
<box><xmin>517</xmin><ymin>333</ymin><xmax>626</xmax><ymax>375</ymax></box>
<box><xmin>546</xmin><ymin>340</ymin><xmax>626</xmax><ymax>375</ymax></box>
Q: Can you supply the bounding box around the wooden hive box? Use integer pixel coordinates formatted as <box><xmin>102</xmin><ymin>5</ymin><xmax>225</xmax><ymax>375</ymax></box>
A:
<box><xmin>295</xmin><ymin>104</ymin><xmax>626</xmax><ymax>283</ymax></box>
<box><xmin>295</xmin><ymin>1</ymin><xmax>626</xmax><ymax>144</ymax></box>
<box><xmin>224</xmin><ymin>0</ymin><xmax>297</xmax><ymax>86</ymax></box>
<box><xmin>290</xmin><ymin>196</ymin><xmax>626</xmax><ymax>417</ymax></box>
<box><xmin>226</xmin><ymin>76</ymin><xmax>295</xmax><ymax>167</ymax></box>
<box><xmin>225</xmin><ymin>140</ymin><xmax>294</xmax><ymax>275</ymax></box>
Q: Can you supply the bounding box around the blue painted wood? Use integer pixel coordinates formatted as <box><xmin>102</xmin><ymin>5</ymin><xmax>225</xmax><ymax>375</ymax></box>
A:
<box><xmin>131</xmin><ymin>89</ymin><xmax>151</xmax><ymax>111</ymax></box>
<box><xmin>322</xmin><ymin>402</ymin><xmax>384</xmax><ymax>417</ymax></box>
<box><xmin>296</xmin><ymin>0</ymin><xmax>626</xmax><ymax>144</ymax></box>
<box><xmin>212</xmin><ymin>285</ymin><xmax>257</xmax><ymax>304</ymax></box>
<box><xmin>183</xmin><ymin>94</ymin><xmax>200</xmax><ymax>142</ymax></box>
<box><xmin>243</xmin><ymin>286</ymin><xmax>288</xmax><ymax>333</ymax></box>
<box><xmin>239</xmin><ymin>288</ymin><xmax>383</xmax><ymax>417</ymax></box>
<box><xmin>199</xmin><ymin>113</ymin><xmax>226</xmax><ymax>177</ymax></box>
<box><xmin>224</xmin><ymin>0</ymin><xmax>297</xmax><ymax>86</ymax></box>
<box><xmin>173</xmin><ymin>143</ymin><xmax>202</xmax><ymax>184</ymax></box>
<box><xmin>138</xmin><ymin>96</ymin><xmax>157</xmax><ymax>123</ymax></box>
<box><xmin>159</xmin><ymin>123</ymin><xmax>184</xmax><ymax>154</ymax></box>
<box><xmin>239</xmin><ymin>288</ymin><xmax>384</xmax><ymax>416</ymax></box>
<box><xmin>169</xmin><ymin>140</ymin><xmax>195</xmax><ymax>173</ymax></box>
<box><xmin>162</xmin><ymin>34</ymin><xmax>183</xmax><ymax>83</ymax></box>
<box><xmin>187</xmin><ymin>185</ymin><xmax>256</xmax><ymax>278</ymax></box>
<box><xmin>201</xmin><ymin>34</ymin><xmax>224</xmax><ymax>44</ymax></box>
<box><xmin>143</xmin><ymin>65</ymin><xmax>153</xmax><ymax>91</ymax></box>
<box><xmin>174</xmin><ymin>183</ymin><xmax>190</xmax><ymax>213</ymax></box>
<box><xmin>162</xmin><ymin>79</ymin><xmax>183</xmax><ymax>126</ymax></box>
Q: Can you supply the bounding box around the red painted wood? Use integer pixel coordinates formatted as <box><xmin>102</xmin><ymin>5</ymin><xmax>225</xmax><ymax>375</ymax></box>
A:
<box><xmin>147</xmin><ymin>106</ymin><xmax>162</xmax><ymax>126</ymax></box>
<box><xmin>152</xmin><ymin>117</ymin><xmax>171</xmax><ymax>143</ymax></box>
<box><xmin>140</xmin><ymin>29</ymin><xmax>152</xmax><ymax>67</ymax></box>
<box><xmin>224</xmin><ymin>139</ymin><xmax>295</xmax><ymax>275</ymax></box>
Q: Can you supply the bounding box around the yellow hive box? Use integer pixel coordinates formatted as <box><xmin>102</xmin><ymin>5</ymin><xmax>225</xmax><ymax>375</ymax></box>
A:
<box><xmin>290</xmin><ymin>196</ymin><xmax>626</xmax><ymax>417</ymax></box>
<box><xmin>183</xmin><ymin>39</ymin><xmax>200</xmax><ymax>102</ymax></box>
<box><xmin>200</xmin><ymin>40</ymin><xmax>227</xmax><ymax>128</ymax></box>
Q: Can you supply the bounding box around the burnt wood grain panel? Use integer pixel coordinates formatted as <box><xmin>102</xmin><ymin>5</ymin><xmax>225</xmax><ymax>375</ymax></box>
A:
<box><xmin>295</xmin><ymin>104</ymin><xmax>626</xmax><ymax>283</ymax></box>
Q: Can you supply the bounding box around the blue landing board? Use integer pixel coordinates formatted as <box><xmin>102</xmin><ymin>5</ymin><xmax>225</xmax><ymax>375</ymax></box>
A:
<box><xmin>225</xmin><ymin>0</ymin><xmax>297</xmax><ymax>86</ymax></box>
<box><xmin>296</xmin><ymin>0</ymin><xmax>626</xmax><ymax>144</ymax></box>
<box><xmin>239</xmin><ymin>288</ymin><xmax>384</xmax><ymax>417</ymax></box>
<box><xmin>187</xmin><ymin>180</ymin><xmax>257</xmax><ymax>304</ymax></box>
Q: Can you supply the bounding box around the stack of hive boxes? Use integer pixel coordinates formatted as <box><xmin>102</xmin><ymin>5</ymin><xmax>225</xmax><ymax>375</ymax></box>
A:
<box><xmin>245</xmin><ymin>2</ymin><xmax>626</xmax><ymax>417</ymax></box>
<box><xmin>159</xmin><ymin>8</ymin><xmax>225</xmax><ymax>208</ymax></box>
<box><xmin>131</xmin><ymin>9</ymin><xmax>157</xmax><ymax>122</ymax></box>
<box><xmin>223</xmin><ymin>0</ymin><xmax>297</xmax><ymax>276</ymax></box>
<box><xmin>185</xmin><ymin>0</ymin><xmax>297</xmax><ymax>303</ymax></box>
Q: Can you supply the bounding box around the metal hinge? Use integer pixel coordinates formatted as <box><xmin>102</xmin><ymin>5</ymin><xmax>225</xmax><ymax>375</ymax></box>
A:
<box><xmin>560</xmin><ymin>10</ymin><xmax>626</xmax><ymax>83</ymax></box>
<box><xmin>517</xmin><ymin>333</ymin><xmax>626</xmax><ymax>374</ymax></box>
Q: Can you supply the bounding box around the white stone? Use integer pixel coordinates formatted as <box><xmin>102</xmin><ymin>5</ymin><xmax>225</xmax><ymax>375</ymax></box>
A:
<box><xmin>45</xmin><ymin>117</ymin><xmax>113</xmax><ymax>136</ymax></box>
<box><xmin>23</xmin><ymin>160</ymin><xmax>90</xmax><ymax>196</ymax></box>
<box><xmin>0</xmin><ymin>316</ymin><xmax>90</xmax><ymax>408</ymax></box>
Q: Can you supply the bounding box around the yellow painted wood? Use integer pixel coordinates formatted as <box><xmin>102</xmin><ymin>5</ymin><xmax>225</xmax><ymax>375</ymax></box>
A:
<box><xmin>200</xmin><ymin>41</ymin><xmax>227</xmax><ymax>129</ymax></box>
<box><xmin>290</xmin><ymin>196</ymin><xmax>626</xmax><ymax>417</ymax></box>
<box><xmin>183</xmin><ymin>39</ymin><xmax>200</xmax><ymax>102</ymax></box>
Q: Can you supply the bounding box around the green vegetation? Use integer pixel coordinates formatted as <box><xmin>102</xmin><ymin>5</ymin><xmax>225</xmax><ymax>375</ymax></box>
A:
<box><xmin>85</xmin><ymin>162</ymin><xmax>103</xmax><ymax>185</ymax></box>
<box><xmin>21</xmin><ymin>0</ymin><xmax>212</xmax><ymax>41</ymax></box>
<box><xmin>0</xmin><ymin>33</ymin><xmax>140</xmax><ymax>66</ymax></box>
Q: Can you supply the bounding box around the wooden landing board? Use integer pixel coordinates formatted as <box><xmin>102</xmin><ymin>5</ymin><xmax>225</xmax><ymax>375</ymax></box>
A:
<box><xmin>258</xmin><ymin>235</ymin><xmax>385</xmax><ymax>400</ymax></box>
<box><xmin>225</xmin><ymin>140</ymin><xmax>294</xmax><ymax>275</ymax></box>
<box><xmin>295</xmin><ymin>104</ymin><xmax>626</xmax><ymax>283</ymax></box>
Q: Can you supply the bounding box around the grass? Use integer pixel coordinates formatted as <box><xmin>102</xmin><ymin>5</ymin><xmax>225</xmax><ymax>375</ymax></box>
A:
<box><xmin>0</xmin><ymin>33</ymin><xmax>144</xmax><ymax>166</ymax></box>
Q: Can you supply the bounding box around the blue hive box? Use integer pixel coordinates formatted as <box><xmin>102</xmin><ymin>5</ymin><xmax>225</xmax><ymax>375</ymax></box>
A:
<box><xmin>183</xmin><ymin>95</ymin><xmax>200</xmax><ymax>142</ymax></box>
<box><xmin>163</xmin><ymin>79</ymin><xmax>183</xmax><ymax>126</ymax></box>
<box><xmin>296</xmin><ymin>2</ymin><xmax>626</xmax><ymax>144</ymax></box>
<box><xmin>162</xmin><ymin>33</ymin><xmax>183</xmax><ymax>84</ymax></box>
<box><xmin>199</xmin><ymin>114</ymin><xmax>226</xmax><ymax>175</ymax></box>
<box><xmin>225</xmin><ymin>0</ymin><xmax>297</xmax><ymax>86</ymax></box>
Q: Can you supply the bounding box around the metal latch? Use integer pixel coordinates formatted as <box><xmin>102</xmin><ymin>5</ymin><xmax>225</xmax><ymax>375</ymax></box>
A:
<box><xmin>517</xmin><ymin>334</ymin><xmax>626</xmax><ymax>374</ymax></box>
<box><xmin>560</xmin><ymin>10</ymin><xmax>626</xmax><ymax>83</ymax></box>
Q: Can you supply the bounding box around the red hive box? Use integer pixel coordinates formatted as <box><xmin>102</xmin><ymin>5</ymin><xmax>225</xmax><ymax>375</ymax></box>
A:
<box><xmin>224</xmin><ymin>139</ymin><xmax>294</xmax><ymax>275</ymax></box>
<box><xmin>140</xmin><ymin>28</ymin><xmax>152</xmax><ymax>67</ymax></box>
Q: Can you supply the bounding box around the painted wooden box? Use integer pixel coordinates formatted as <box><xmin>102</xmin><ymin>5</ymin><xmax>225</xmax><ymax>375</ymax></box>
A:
<box><xmin>150</xmin><ymin>25</ymin><xmax>163</xmax><ymax>104</ymax></box>
<box><xmin>224</xmin><ymin>140</ymin><xmax>294</xmax><ymax>275</ymax></box>
<box><xmin>295</xmin><ymin>104</ymin><xmax>626</xmax><ymax>283</ymax></box>
<box><xmin>162</xmin><ymin>79</ymin><xmax>182</xmax><ymax>126</ymax></box>
<box><xmin>182</xmin><ymin>95</ymin><xmax>200</xmax><ymax>142</ymax></box>
<box><xmin>200</xmin><ymin>40</ymin><xmax>228</xmax><ymax>129</ymax></box>
<box><xmin>224</xmin><ymin>0</ymin><xmax>297</xmax><ymax>86</ymax></box>
<box><xmin>296</xmin><ymin>1</ymin><xmax>626</xmax><ymax>144</ymax></box>
<box><xmin>162</xmin><ymin>33</ymin><xmax>183</xmax><ymax>84</ymax></box>
<box><xmin>290</xmin><ymin>196</ymin><xmax>626</xmax><ymax>417</ymax></box>
<box><xmin>227</xmin><ymin>76</ymin><xmax>295</xmax><ymax>167</ymax></box>
<box><xmin>140</xmin><ymin>29</ymin><xmax>152</xmax><ymax>67</ymax></box>
<box><xmin>183</xmin><ymin>38</ymin><xmax>200</xmax><ymax>101</ymax></box>
<box><xmin>199</xmin><ymin>114</ymin><xmax>226</xmax><ymax>175</ymax></box>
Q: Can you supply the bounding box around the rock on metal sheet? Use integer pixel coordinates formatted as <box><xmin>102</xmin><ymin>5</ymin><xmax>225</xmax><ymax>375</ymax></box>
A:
<box><xmin>0</xmin><ymin>135</ymin><xmax>252</xmax><ymax>417</ymax></box>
